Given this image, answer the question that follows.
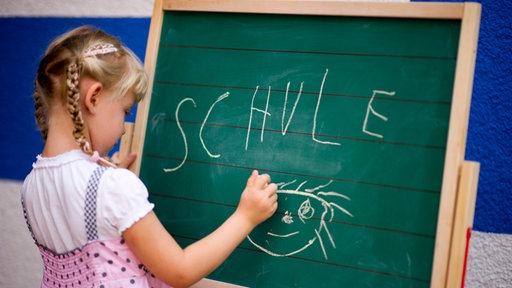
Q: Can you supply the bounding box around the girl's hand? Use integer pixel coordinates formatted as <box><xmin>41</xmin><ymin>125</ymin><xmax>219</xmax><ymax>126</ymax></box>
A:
<box><xmin>110</xmin><ymin>151</ymin><xmax>137</xmax><ymax>168</ymax></box>
<box><xmin>236</xmin><ymin>170</ymin><xmax>278</xmax><ymax>227</ymax></box>
<box><xmin>123</xmin><ymin>170</ymin><xmax>278</xmax><ymax>287</ymax></box>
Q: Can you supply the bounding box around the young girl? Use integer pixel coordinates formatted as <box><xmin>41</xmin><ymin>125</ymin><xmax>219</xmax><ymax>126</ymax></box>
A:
<box><xmin>21</xmin><ymin>25</ymin><xmax>278</xmax><ymax>288</ymax></box>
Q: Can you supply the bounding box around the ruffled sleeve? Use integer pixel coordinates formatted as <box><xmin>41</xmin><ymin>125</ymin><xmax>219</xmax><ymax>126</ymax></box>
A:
<box><xmin>97</xmin><ymin>168</ymin><xmax>155</xmax><ymax>235</ymax></box>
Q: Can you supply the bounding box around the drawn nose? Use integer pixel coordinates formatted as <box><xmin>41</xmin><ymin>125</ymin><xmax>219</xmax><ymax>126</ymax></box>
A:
<box><xmin>282</xmin><ymin>211</ymin><xmax>294</xmax><ymax>224</ymax></box>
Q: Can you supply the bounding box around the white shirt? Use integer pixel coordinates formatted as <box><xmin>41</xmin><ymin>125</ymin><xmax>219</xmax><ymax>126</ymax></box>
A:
<box><xmin>22</xmin><ymin>150</ymin><xmax>154</xmax><ymax>253</ymax></box>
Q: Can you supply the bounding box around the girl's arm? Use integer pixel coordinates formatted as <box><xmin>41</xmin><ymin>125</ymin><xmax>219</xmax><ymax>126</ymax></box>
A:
<box><xmin>122</xmin><ymin>170</ymin><xmax>278</xmax><ymax>288</ymax></box>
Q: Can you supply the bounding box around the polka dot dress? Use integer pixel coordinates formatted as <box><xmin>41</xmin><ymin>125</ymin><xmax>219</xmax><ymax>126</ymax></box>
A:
<box><xmin>22</xmin><ymin>167</ymin><xmax>172</xmax><ymax>288</ymax></box>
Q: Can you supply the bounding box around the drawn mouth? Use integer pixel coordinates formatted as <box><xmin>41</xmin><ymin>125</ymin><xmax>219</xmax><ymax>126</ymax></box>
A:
<box><xmin>266</xmin><ymin>231</ymin><xmax>300</xmax><ymax>238</ymax></box>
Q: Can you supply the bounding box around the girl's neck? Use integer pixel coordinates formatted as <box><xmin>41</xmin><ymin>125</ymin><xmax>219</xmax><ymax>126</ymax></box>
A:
<box><xmin>42</xmin><ymin>130</ymin><xmax>81</xmax><ymax>158</ymax></box>
<box><xmin>42</xmin><ymin>108</ymin><xmax>84</xmax><ymax>158</ymax></box>
<box><xmin>41</xmin><ymin>104</ymin><xmax>117</xmax><ymax>168</ymax></box>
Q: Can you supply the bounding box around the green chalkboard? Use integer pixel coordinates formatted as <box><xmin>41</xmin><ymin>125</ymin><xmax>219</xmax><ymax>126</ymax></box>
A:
<box><xmin>132</xmin><ymin>2</ymin><xmax>478</xmax><ymax>287</ymax></box>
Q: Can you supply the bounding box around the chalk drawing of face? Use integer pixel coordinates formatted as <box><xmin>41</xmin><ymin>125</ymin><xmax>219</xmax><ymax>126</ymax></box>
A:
<box><xmin>247</xmin><ymin>180</ymin><xmax>353</xmax><ymax>260</ymax></box>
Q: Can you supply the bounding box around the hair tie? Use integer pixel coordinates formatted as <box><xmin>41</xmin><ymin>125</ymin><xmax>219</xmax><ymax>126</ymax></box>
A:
<box><xmin>90</xmin><ymin>151</ymin><xmax>101</xmax><ymax>163</ymax></box>
<box><xmin>90</xmin><ymin>150</ymin><xmax>118</xmax><ymax>167</ymax></box>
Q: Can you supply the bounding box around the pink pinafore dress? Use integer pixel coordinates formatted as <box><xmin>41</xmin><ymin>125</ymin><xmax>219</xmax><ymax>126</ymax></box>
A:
<box><xmin>22</xmin><ymin>166</ymin><xmax>172</xmax><ymax>288</ymax></box>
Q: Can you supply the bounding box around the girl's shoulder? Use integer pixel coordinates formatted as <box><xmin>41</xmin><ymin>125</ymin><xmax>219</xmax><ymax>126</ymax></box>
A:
<box><xmin>23</xmin><ymin>150</ymin><xmax>97</xmax><ymax>193</ymax></box>
<box><xmin>97</xmin><ymin>167</ymin><xmax>154</xmax><ymax>234</ymax></box>
<box><xmin>31</xmin><ymin>149</ymin><xmax>90</xmax><ymax>168</ymax></box>
<box><xmin>100</xmin><ymin>167</ymin><xmax>147</xmax><ymax>194</ymax></box>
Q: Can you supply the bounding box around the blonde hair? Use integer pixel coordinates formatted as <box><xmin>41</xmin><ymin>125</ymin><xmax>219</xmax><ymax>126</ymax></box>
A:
<box><xmin>34</xmin><ymin>25</ymin><xmax>148</xmax><ymax>156</ymax></box>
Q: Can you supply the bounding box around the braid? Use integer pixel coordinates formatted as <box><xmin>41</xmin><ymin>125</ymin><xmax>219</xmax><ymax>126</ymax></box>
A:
<box><xmin>33</xmin><ymin>87</ymin><xmax>48</xmax><ymax>142</ymax></box>
<box><xmin>66</xmin><ymin>60</ymin><xmax>92</xmax><ymax>155</ymax></box>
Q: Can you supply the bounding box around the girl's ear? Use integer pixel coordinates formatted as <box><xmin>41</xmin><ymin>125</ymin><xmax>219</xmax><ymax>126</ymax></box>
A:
<box><xmin>83</xmin><ymin>82</ymin><xmax>103</xmax><ymax>114</ymax></box>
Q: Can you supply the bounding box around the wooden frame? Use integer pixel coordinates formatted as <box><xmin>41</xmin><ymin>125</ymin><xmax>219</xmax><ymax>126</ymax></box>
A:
<box><xmin>122</xmin><ymin>1</ymin><xmax>481</xmax><ymax>287</ymax></box>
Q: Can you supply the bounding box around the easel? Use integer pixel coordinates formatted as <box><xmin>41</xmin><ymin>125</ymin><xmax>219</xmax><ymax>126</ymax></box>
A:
<box><xmin>120</xmin><ymin>1</ymin><xmax>481</xmax><ymax>287</ymax></box>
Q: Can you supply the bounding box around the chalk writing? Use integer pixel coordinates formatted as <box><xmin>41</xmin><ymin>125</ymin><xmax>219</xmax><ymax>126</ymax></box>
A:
<box><xmin>200</xmin><ymin>92</ymin><xmax>230</xmax><ymax>158</ymax></box>
<box><xmin>281</xmin><ymin>81</ymin><xmax>303</xmax><ymax>136</ymax></box>
<box><xmin>362</xmin><ymin>90</ymin><xmax>396</xmax><ymax>138</ymax></box>
<box><xmin>312</xmin><ymin>69</ymin><xmax>341</xmax><ymax>146</ymax></box>
<box><xmin>246</xmin><ymin>86</ymin><xmax>272</xmax><ymax>150</ymax></box>
<box><xmin>163</xmin><ymin>98</ymin><xmax>196</xmax><ymax>172</ymax></box>
<box><xmin>162</xmin><ymin>69</ymin><xmax>396</xmax><ymax>172</ymax></box>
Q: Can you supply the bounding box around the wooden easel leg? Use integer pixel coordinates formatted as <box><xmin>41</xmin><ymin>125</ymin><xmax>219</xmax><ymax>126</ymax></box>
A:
<box><xmin>446</xmin><ymin>160</ymin><xmax>480</xmax><ymax>288</ymax></box>
<box><xmin>119</xmin><ymin>122</ymin><xmax>135</xmax><ymax>162</ymax></box>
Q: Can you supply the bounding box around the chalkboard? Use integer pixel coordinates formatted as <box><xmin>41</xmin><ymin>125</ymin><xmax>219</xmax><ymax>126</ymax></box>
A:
<box><xmin>129</xmin><ymin>1</ymin><xmax>480</xmax><ymax>287</ymax></box>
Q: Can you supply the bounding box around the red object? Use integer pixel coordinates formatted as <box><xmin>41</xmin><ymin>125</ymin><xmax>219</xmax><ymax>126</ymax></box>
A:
<box><xmin>461</xmin><ymin>227</ymin><xmax>472</xmax><ymax>288</ymax></box>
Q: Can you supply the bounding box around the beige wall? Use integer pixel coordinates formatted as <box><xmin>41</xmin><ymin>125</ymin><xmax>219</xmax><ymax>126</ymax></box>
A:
<box><xmin>0</xmin><ymin>180</ymin><xmax>42</xmax><ymax>287</ymax></box>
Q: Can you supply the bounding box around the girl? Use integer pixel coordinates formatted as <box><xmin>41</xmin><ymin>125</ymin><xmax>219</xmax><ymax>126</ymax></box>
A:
<box><xmin>21</xmin><ymin>25</ymin><xmax>278</xmax><ymax>288</ymax></box>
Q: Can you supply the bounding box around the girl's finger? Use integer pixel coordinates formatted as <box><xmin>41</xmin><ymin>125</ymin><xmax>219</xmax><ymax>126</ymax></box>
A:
<box><xmin>255</xmin><ymin>173</ymin><xmax>271</xmax><ymax>187</ymax></box>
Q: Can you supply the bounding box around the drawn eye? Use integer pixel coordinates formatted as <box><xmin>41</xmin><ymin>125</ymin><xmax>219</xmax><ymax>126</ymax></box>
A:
<box><xmin>298</xmin><ymin>199</ymin><xmax>314</xmax><ymax>222</ymax></box>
